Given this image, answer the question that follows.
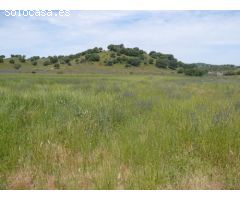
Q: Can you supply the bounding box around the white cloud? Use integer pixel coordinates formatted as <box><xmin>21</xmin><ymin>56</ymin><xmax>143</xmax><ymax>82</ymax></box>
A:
<box><xmin>0</xmin><ymin>11</ymin><xmax>240</xmax><ymax>64</ymax></box>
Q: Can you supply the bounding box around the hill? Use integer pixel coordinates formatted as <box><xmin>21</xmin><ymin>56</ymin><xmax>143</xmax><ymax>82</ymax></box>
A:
<box><xmin>0</xmin><ymin>44</ymin><xmax>240</xmax><ymax>76</ymax></box>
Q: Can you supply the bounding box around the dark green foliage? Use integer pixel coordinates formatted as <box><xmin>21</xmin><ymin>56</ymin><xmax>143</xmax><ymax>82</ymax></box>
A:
<box><xmin>224</xmin><ymin>71</ymin><xmax>236</xmax><ymax>76</ymax></box>
<box><xmin>32</xmin><ymin>61</ymin><xmax>37</xmax><ymax>66</ymax></box>
<box><xmin>0</xmin><ymin>55</ymin><xmax>5</xmax><ymax>63</ymax></box>
<box><xmin>177</xmin><ymin>67</ymin><xmax>184</xmax><ymax>73</ymax></box>
<box><xmin>107</xmin><ymin>44</ymin><xmax>145</xmax><ymax>57</ymax></box>
<box><xmin>155</xmin><ymin>59</ymin><xmax>168</xmax><ymax>68</ymax></box>
<box><xmin>54</xmin><ymin>63</ymin><xmax>60</xmax><ymax>69</ymax></box>
<box><xmin>49</xmin><ymin>56</ymin><xmax>58</xmax><ymax>64</ymax></box>
<box><xmin>14</xmin><ymin>63</ymin><xmax>21</xmax><ymax>70</ymax></box>
<box><xmin>85</xmin><ymin>53</ymin><xmax>100</xmax><ymax>62</ymax></box>
<box><xmin>149</xmin><ymin>58</ymin><xmax>154</xmax><ymax>65</ymax></box>
<box><xmin>81</xmin><ymin>47</ymin><xmax>102</xmax><ymax>55</ymax></box>
<box><xmin>43</xmin><ymin>60</ymin><xmax>51</xmax><ymax>66</ymax></box>
<box><xmin>110</xmin><ymin>52</ymin><xmax>116</xmax><ymax>58</ymax></box>
<box><xmin>184</xmin><ymin>68</ymin><xmax>207</xmax><ymax>76</ymax></box>
<box><xmin>63</xmin><ymin>57</ymin><xmax>71</xmax><ymax>64</ymax></box>
<box><xmin>9</xmin><ymin>59</ymin><xmax>15</xmax><ymax>64</ymax></box>
<box><xmin>127</xmin><ymin>57</ymin><xmax>141</xmax><ymax>67</ymax></box>
<box><xmin>29</xmin><ymin>56</ymin><xmax>40</xmax><ymax>62</ymax></box>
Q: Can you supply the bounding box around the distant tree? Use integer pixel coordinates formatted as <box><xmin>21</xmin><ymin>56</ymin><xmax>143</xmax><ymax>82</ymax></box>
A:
<box><xmin>0</xmin><ymin>55</ymin><xmax>5</xmax><ymax>59</ymax></box>
<box><xmin>177</xmin><ymin>67</ymin><xmax>184</xmax><ymax>73</ymax></box>
<box><xmin>19</xmin><ymin>55</ymin><xmax>26</xmax><ymax>63</ymax></box>
<box><xmin>85</xmin><ymin>53</ymin><xmax>100</xmax><ymax>62</ymax></box>
<box><xmin>0</xmin><ymin>57</ymin><xmax>3</xmax><ymax>63</ymax></box>
<box><xmin>43</xmin><ymin>60</ymin><xmax>50</xmax><ymax>66</ymax></box>
<box><xmin>9</xmin><ymin>59</ymin><xmax>15</xmax><ymax>64</ymax></box>
<box><xmin>149</xmin><ymin>58</ymin><xmax>154</xmax><ymax>64</ymax></box>
<box><xmin>49</xmin><ymin>56</ymin><xmax>58</xmax><ymax>64</ymax></box>
<box><xmin>29</xmin><ymin>56</ymin><xmax>40</xmax><ymax>62</ymax></box>
<box><xmin>32</xmin><ymin>61</ymin><xmax>37</xmax><ymax>66</ymax></box>
<box><xmin>127</xmin><ymin>57</ymin><xmax>141</xmax><ymax>67</ymax></box>
<box><xmin>54</xmin><ymin>63</ymin><xmax>60</xmax><ymax>69</ymax></box>
<box><xmin>184</xmin><ymin>68</ymin><xmax>207</xmax><ymax>76</ymax></box>
<box><xmin>14</xmin><ymin>63</ymin><xmax>21</xmax><ymax>70</ymax></box>
<box><xmin>155</xmin><ymin>59</ymin><xmax>168</xmax><ymax>68</ymax></box>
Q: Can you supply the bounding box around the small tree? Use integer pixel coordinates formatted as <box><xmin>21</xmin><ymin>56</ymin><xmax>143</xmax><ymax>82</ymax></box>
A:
<box><xmin>155</xmin><ymin>59</ymin><xmax>168</xmax><ymax>68</ymax></box>
<box><xmin>54</xmin><ymin>63</ymin><xmax>60</xmax><ymax>69</ymax></box>
<box><xmin>14</xmin><ymin>64</ymin><xmax>21</xmax><ymax>70</ymax></box>
<box><xmin>43</xmin><ymin>60</ymin><xmax>50</xmax><ymax>66</ymax></box>
<box><xmin>9</xmin><ymin>59</ymin><xmax>15</xmax><ymax>64</ymax></box>
<box><xmin>32</xmin><ymin>61</ymin><xmax>37</xmax><ymax>66</ymax></box>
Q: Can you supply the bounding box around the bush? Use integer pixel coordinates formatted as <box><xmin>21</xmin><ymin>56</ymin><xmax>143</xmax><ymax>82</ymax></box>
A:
<box><xmin>43</xmin><ymin>60</ymin><xmax>51</xmax><ymax>66</ymax></box>
<box><xmin>32</xmin><ymin>61</ymin><xmax>37</xmax><ymax>66</ymax></box>
<box><xmin>0</xmin><ymin>58</ymin><xmax>3</xmax><ymax>63</ymax></box>
<box><xmin>14</xmin><ymin>64</ymin><xmax>21</xmax><ymax>70</ymax></box>
<box><xmin>149</xmin><ymin>58</ymin><xmax>154</xmax><ymax>64</ymax></box>
<box><xmin>184</xmin><ymin>68</ymin><xmax>207</xmax><ymax>76</ymax></box>
<box><xmin>127</xmin><ymin>57</ymin><xmax>141</xmax><ymax>67</ymax></box>
<box><xmin>177</xmin><ymin>67</ymin><xmax>184</xmax><ymax>73</ymax></box>
<box><xmin>9</xmin><ymin>59</ymin><xmax>15</xmax><ymax>64</ymax></box>
<box><xmin>224</xmin><ymin>71</ymin><xmax>236</xmax><ymax>76</ymax></box>
<box><xmin>85</xmin><ymin>53</ymin><xmax>100</xmax><ymax>62</ymax></box>
<box><xmin>155</xmin><ymin>59</ymin><xmax>168</xmax><ymax>68</ymax></box>
<box><xmin>236</xmin><ymin>70</ymin><xmax>240</xmax><ymax>75</ymax></box>
<box><xmin>54</xmin><ymin>63</ymin><xmax>60</xmax><ymax>69</ymax></box>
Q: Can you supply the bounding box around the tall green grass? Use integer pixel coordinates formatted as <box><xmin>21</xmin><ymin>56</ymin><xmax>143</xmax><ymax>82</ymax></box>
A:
<box><xmin>0</xmin><ymin>74</ymin><xmax>240</xmax><ymax>189</ymax></box>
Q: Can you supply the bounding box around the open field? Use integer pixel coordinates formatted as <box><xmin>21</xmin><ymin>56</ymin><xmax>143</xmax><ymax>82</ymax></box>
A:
<box><xmin>0</xmin><ymin>73</ymin><xmax>240</xmax><ymax>189</ymax></box>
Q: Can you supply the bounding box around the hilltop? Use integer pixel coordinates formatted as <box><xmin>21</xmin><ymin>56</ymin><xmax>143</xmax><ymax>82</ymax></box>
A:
<box><xmin>0</xmin><ymin>44</ymin><xmax>239</xmax><ymax>76</ymax></box>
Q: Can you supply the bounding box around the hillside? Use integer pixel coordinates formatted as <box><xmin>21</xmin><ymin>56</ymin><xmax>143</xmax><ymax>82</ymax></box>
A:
<box><xmin>0</xmin><ymin>44</ymin><xmax>240</xmax><ymax>76</ymax></box>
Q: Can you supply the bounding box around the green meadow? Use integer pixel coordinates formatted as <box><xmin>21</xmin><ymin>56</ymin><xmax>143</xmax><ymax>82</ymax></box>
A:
<box><xmin>0</xmin><ymin>73</ymin><xmax>240</xmax><ymax>189</ymax></box>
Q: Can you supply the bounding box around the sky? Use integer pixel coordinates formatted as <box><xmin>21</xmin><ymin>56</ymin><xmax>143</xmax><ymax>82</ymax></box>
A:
<box><xmin>0</xmin><ymin>10</ymin><xmax>240</xmax><ymax>65</ymax></box>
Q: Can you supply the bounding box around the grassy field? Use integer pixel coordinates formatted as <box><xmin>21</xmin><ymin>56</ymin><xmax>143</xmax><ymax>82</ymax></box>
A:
<box><xmin>0</xmin><ymin>73</ymin><xmax>240</xmax><ymax>189</ymax></box>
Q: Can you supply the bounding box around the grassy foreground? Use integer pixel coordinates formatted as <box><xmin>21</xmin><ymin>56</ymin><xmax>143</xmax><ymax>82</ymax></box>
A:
<box><xmin>0</xmin><ymin>74</ymin><xmax>240</xmax><ymax>189</ymax></box>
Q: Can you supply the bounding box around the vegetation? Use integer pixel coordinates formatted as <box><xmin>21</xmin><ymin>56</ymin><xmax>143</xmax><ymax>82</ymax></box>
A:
<box><xmin>0</xmin><ymin>74</ymin><xmax>240</xmax><ymax>189</ymax></box>
<box><xmin>1</xmin><ymin>45</ymin><xmax>239</xmax><ymax>76</ymax></box>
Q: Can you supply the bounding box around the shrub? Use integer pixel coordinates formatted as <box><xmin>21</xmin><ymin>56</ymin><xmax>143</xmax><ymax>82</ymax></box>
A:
<box><xmin>224</xmin><ymin>71</ymin><xmax>236</xmax><ymax>76</ymax></box>
<box><xmin>85</xmin><ymin>53</ymin><xmax>100</xmax><ymax>62</ymax></box>
<box><xmin>155</xmin><ymin>59</ymin><xmax>168</xmax><ymax>68</ymax></box>
<box><xmin>9</xmin><ymin>59</ymin><xmax>15</xmax><ymax>64</ymax></box>
<box><xmin>14</xmin><ymin>64</ymin><xmax>21</xmax><ymax>70</ymax></box>
<box><xmin>236</xmin><ymin>70</ymin><xmax>240</xmax><ymax>75</ymax></box>
<box><xmin>43</xmin><ymin>60</ymin><xmax>51</xmax><ymax>66</ymax></box>
<box><xmin>110</xmin><ymin>52</ymin><xmax>116</xmax><ymax>58</ymax></box>
<box><xmin>54</xmin><ymin>63</ymin><xmax>60</xmax><ymax>69</ymax></box>
<box><xmin>177</xmin><ymin>67</ymin><xmax>184</xmax><ymax>73</ymax></box>
<box><xmin>32</xmin><ymin>61</ymin><xmax>37</xmax><ymax>66</ymax></box>
<box><xmin>127</xmin><ymin>57</ymin><xmax>141</xmax><ymax>67</ymax></box>
<box><xmin>0</xmin><ymin>58</ymin><xmax>3</xmax><ymax>63</ymax></box>
<box><xmin>184</xmin><ymin>68</ymin><xmax>207</xmax><ymax>76</ymax></box>
<box><xmin>149</xmin><ymin>58</ymin><xmax>154</xmax><ymax>64</ymax></box>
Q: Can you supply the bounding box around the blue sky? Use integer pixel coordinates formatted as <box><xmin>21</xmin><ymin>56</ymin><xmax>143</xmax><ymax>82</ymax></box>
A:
<box><xmin>0</xmin><ymin>10</ymin><xmax>240</xmax><ymax>65</ymax></box>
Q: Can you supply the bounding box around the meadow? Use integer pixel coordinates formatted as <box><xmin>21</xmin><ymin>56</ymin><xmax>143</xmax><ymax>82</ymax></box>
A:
<box><xmin>0</xmin><ymin>73</ymin><xmax>240</xmax><ymax>189</ymax></box>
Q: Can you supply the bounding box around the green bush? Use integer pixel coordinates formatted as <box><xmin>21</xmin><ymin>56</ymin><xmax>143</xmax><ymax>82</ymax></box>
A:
<box><xmin>54</xmin><ymin>63</ymin><xmax>60</xmax><ymax>69</ymax></box>
<box><xmin>184</xmin><ymin>68</ymin><xmax>207</xmax><ymax>76</ymax></box>
<box><xmin>177</xmin><ymin>67</ymin><xmax>184</xmax><ymax>73</ymax></box>
<box><xmin>32</xmin><ymin>61</ymin><xmax>37</xmax><ymax>66</ymax></box>
<box><xmin>14</xmin><ymin>63</ymin><xmax>21</xmax><ymax>70</ymax></box>
<box><xmin>155</xmin><ymin>59</ymin><xmax>168</xmax><ymax>68</ymax></box>
<box><xmin>127</xmin><ymin>57</ymin><xmax>141</xmax><ymax>67</ymax></box>
<box><xmin>9</xmin><ymin>59</ymin><xmax>15</xmax><ymax>64</ymax></box>
<box><xmin>85</xmin><ymin>53</ymin><xmax>100</xmax><ymax>62</ymax></box>
<box><xmin>224</xmin><ymin>71</ymin><xmax>236</xmax><ymax>76</ymax></box>
<box><xmin>43</xmin><ymin>60</ymin><xmax>51</xmax><ymax>66</ymax></box>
